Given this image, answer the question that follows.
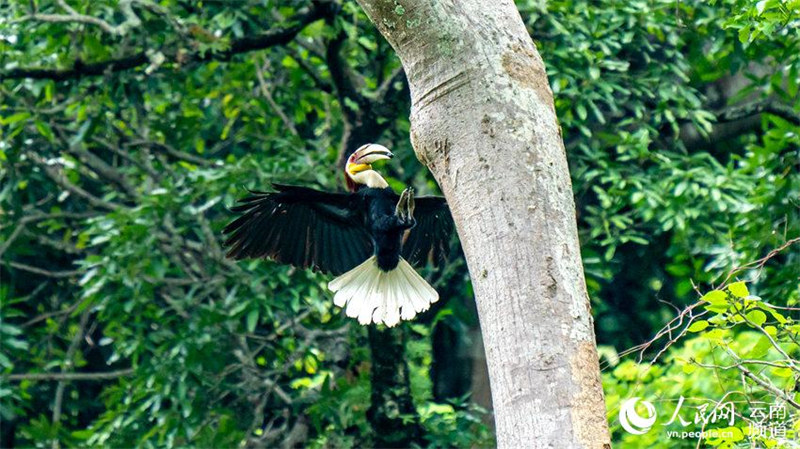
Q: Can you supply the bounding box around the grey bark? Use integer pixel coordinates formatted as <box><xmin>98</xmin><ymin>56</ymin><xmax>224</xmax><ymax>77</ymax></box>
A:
<box><xmin>354</xmin><ymin>1</ymin><xmax>611</xmax><ymax>447</ymax></box>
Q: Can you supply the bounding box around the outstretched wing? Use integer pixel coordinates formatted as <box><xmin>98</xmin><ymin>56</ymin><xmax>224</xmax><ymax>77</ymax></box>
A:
<box><xmin>402</xmin><ymin>196</ymin><xmax>454</xmax><ymax>267</ymax></box>
<box><xmin>223</xmin><ymin>184</ymin><xmax>372</xmax><ymax>275</ymax></box>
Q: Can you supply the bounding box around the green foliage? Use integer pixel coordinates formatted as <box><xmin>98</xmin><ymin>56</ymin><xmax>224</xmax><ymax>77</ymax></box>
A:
<box><xmin>0</xmin><ymin>1</ymin><xmax>485</xmax><ymax>447</ymax></box>
<box><xmin>605</xmin><ymin>282</ymin><xmax>800</xmax><ymax>448</ymax></box>
<box><xmin>1</xmin><ymin>0</ymin><xmax>798</xmax><ymax>447</ymax></box>
<box><xmin>720</xmin><ymin>0</ymin><xmax>800</xmax><ymax>44</ymax></box>
<box><xmin>518</xmin><ymin>0</ymin><xmax>800</xmax><ymax>348</ymax></box>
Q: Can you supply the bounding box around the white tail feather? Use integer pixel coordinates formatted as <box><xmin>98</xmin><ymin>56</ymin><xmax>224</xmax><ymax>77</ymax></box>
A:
<box><xmin>328</xmin><ymin>256</ymin><xmax>439</xmax><ymax>327</ymax></box>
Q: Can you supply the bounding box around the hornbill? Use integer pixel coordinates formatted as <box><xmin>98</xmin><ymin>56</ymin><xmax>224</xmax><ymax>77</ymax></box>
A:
<box><xmin>223</xmin><ymin>144</ymin><xmax>453</xmax><ymax>327</ymax></box>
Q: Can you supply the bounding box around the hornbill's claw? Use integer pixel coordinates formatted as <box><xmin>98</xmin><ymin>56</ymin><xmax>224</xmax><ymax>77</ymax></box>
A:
<box><xmin>396</xmin><ymin>187</ymin><xmax>416</xmax><ymax>224</ymax></box>
<box><xmin>407</xmin><ymin>188</ymin><xmax>415</xmax><ymax>220</ymax></box>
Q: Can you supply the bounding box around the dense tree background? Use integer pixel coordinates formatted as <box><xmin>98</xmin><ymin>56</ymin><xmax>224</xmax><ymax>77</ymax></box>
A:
<box><xmin>1</xmin><ymin>0</ymin><xmax>798</xmax><ymax>448</ymax></box>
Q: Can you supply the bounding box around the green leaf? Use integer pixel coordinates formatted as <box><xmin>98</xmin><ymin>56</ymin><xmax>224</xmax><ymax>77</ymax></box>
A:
<box><xmin>751</xmin><ymin>336</ymin><xmax>773</xmax><ymax>358</ymax></box>
<box><xmin>0</xmin><ymin>112</ymin><xmax>31</xmax><ymax>125</ymax></box>
<box><xmin>702</xmin><ymin>290</ymin><xmax>728</xmax><ymax>305</ymax></box>
<box><xmin>704</xmin><ymin>328</ymin><xmax>727</xmax><ymax>343</ymax></box>
<box><xmin>688</xmin><ymin>320</ymin><xmax>710</xmax><ymax>332</ymax></box>
<box><xmin>728</xmin><ymin>282</ymin><xmax>749</xmax><ymax>298</ymax></box>
<box><xmin>246</xmin><ymin>310</ymin><xmax>259</xmax><ymax>333</ymax></box>
<box><xmin>771</xmin><ymin>367</ymin><xmax>793</xmax><ymax>378</ymax></box>
<box><xmin>576</xmin><ymin>104</ymin><xmax>588</xmax><ymax>120</ymax></box>
<box><xmin>745</xmin><ymin>310</ymin><xmax>767</xmax><ymax>327</ymax></box>
<box><xmin>34</xmin><ymin>120</ymin><xmax>55</xmax><ymax>142</ymax></box>
<box><xmin>768</xmin><ymin>309</ymin><xmax>789</xmax><ymax>324</ymax></box>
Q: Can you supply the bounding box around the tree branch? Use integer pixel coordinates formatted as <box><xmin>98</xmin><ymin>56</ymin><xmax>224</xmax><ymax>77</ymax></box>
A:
<box><xmin>723</xmin><ymin>347</ymin><xmax>800</xmax><ymax>410</ymax></box>
<box><xmin>28</xmin><ymin>153</ymin><xmax>122</xmax><ymax>212</ymax></box>
<box><xmin>289</xmin><ymin>46</ymin><xmax>334</xmax><ymax>94</ymax></box>
<box><xmin>325</xmin><ymin>28</ymin><xmax>367</xmax><ymax>119</ymax></box>
<box><xmin>0</xmin><ymin>222</ymin><xmax>27</xmax><ymax>259</ymax></box>
<box><xmin>681</xmin><ymin>98</ymin><xmax>800</xmax><ymax>150</ymax></box>
<box><xmin>92</xmin><ymin>136</ymin><xmax>162</xmax><ymax>180</ymax></box>
<box><xmin>373</xmin><ymin>67</ymin><xmax>409</xmax><ymax>121</ymax></box>
<box><xmin>325</xmin><ymin>26</ymin><xmax>409</xmax><ymax>167</ymax></box>
<box><xmin>64</xmin><ymin>144</ymin><xmax>139</xmax><ymax>198</ymax></box>
<box><xmin>716</xmin><ymin>99</ymin><xmax>800</xmax><ymax>126</ymax></box>
<box><xmin>22</xmin><ymin>297</ymin><xmax>88</xmax><ymax>328</ymax></box>
<box><xmin>5</xmin><ymin>368</ymin><xmax>135</xmax><ymax>382</ymax></box>
<box><xmin>2</xmin><ymin>53</ymin><xmax>150</xmax><ymax>82</ymax></box>
<box><xmin>1</xmin><ymin>1</ymin><xmax>338</xmax><ymax>82</ymax></box>
<box><xmin>255</xmin><ymin>58</ymin><xmax>299</xmax><ymax>137</ymax></box>
<box><xmin>366</xmin><ymin>326</ymin><xmax>423</xmax><ymax>447</ymax></box>
<box><xmin>717</xmin><ymin>235</ymin><xmax>800</xmax><ymax>288</ymax></box>
<box><xmin>4</xmin><ymin>261</ymin><xmax>83</xmax><ymax>278</ymax></box>
<box><xmin>375</xmin><ymin>66</ymin><xmax>406</xmax><ymax>101</ymax></box>
<box><xmin>17</xmin><ymin>0</ymin><xmax>142</xmax><ymax>36</ymax></box>
<box><xmin>51</xmin><ymin>310</ymin><xmax>90</xmax><ymax>449</ymax></box>
<box><xmin>127</xmin><ymin>139</ymin><xmax>214</xmax><ymax>167</ymax></box>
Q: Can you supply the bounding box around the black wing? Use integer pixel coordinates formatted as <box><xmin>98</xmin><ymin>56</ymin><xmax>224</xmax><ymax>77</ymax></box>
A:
<box><xmin>223</xmin><ymin>184</ymin><xmax>372</xmax><ymax>275</ymax></box>
<box><xmin>402</xmin><ymin>196</ymin><xmax>454</xmax><ymax>267</ymax></box>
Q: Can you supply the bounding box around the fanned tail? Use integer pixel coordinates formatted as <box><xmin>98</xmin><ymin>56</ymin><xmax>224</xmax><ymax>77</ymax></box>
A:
<box><xmin>328</xmin><ymin>256</ymin><xmax>438</xmax><ymax>327</ymax></box>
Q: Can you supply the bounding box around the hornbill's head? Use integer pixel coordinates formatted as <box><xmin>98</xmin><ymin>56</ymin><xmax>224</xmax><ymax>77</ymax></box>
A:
<box><xmin>345</xmin><ymin>144</ymin><xmax>393</xmax><ymax>191</ymax></box>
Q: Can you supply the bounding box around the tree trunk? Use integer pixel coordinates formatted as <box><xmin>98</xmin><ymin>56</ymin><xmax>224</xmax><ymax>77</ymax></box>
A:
<box><xmin>355</xmin><ymin>1</ymin><xmax>611</xmax><ymax>447</ymax></box>
<box><xmin>366</xmin><ymin>326</ymin><xmax>423</xmax><ymax>448</ymax></box>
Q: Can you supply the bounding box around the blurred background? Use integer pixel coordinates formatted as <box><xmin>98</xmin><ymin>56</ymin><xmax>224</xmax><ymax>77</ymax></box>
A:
<box><xmin>1</xmin><ymin>0</ymin><xmax>798</xmax><ymax>447</ymax></box>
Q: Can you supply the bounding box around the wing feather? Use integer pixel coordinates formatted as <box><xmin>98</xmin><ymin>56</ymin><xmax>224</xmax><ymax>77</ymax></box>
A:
<box><xmin>224</xmin><ymin>184</ymin><xmax>372</xmax><ymax>275</ymax></box>
<box><xmin>402</xmin><ymin>196</ymin><xmax>454</xmax><ymax>267</ymax></box>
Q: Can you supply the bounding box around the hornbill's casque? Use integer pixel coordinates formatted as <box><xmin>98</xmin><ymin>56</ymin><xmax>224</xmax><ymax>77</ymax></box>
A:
<box><xmin>223</xmin><ymin>144</ymin><xmax>453</xmax><ymax>327</ymax></box>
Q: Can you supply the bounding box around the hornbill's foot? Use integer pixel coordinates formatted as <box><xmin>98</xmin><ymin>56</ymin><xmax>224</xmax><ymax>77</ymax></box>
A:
<box><xmin>395</xmin><ymin>187</ymin><xmax>416</xmax><ymax>226</ymax></box>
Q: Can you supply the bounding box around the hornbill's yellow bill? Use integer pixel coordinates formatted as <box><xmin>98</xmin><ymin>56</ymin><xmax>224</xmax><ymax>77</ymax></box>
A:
<box><xmin>223</xmin><ymin>143</ymin><xmax>453</xmax><ymax>327</ymax></box>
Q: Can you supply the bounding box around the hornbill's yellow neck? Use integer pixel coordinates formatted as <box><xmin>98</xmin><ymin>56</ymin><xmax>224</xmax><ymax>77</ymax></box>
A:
<box><xmin>345</xmin><ymin>144</ymin><xmax>392</xmax><ymax>191</ymax></box>
<box><xmin>346</xmin><ymin>164</ymin><xmax>389</xmax><ymax>189</ymax></box>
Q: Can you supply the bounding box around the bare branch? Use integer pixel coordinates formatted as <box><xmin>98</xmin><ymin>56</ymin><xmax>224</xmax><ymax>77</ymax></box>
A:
<box><xmin>694</xmin><ymin>359</ymin><xmax>795</xmax><ymax>370</ymax></box>
<box><xmin>28</xmin><ymin>231</ymin><xmax>82</xmax><ymax>254</ymax></box>
<box><xmin>22</xmin><ymin>297</ymin><xmax>88</xmax><ymax>328</ymax></box>
<box><xmin>0</xmin><ymin>222</ymin><xmax>27</xmax><ymax>258</ymax></box>
<box><xmin>65</xmin><ymin>144</ymin><xmax>139</xmax><ymax>198</ymax></box>
<box><xmin>5</xmin><ymin>261</ymin><xmax>83</xmax><ymax>278</ymax></box>
<box><xmin>375</xmin><ymin>66</ymin><xmax>406</xmax><ymax>101</ymax></box>
<box><xmin>717</xmin><ymin>235</ymin><xmax>800</xmax><ymax>289</ymax></box>
<box><xmin>605</xmin><ymin>236</ymin><xmax>800</xmax><ymax>384</ymax></box>
<box><xmin>2</xmin><ymin>52</ymin><xmax>149</xmax><ymax>82</ymax></box>
<box><xmin>6</xmin><ymin>368</ymin><xmax>134</xmax><ymax>382</ymax></box>
<box><xmin>5</xmin><ymin>212</ymin><xmax>97</xmax><ymax>229</ymax></box>
<box><xmin>255</xmin><ymin>58</ymin><xmax>299</xmax><ymax>137</ymax></box>
<box><xmin>723</xmin><ymin>347</ymin><xmax>800</xmax><ymax>410</ymax></box>
<box><xmin>92</xmin><ymin>136</ymin><xmax>162</xmax><ymax>180</ymax></box>
<box><xmin>52</xmin><ymin>310</ymin><xmax>90</xmax><ymax>449</ymax></box>
<box><xmin>160</xmin><ymin>293</ymin><xmax>191</xmax><ymax>319</ymax></box>
<box><xmin>28</xmin><ymin>153</ymin><xmax>122</xmax><ymax>212</ymax></box>
<box><xmin>127</xmin><ymin>139</ymin><xmax>214</xmax><ymax>167</ymax></box>
<box><xmin>600</xmin><ymin>301</ymin><xmax>707</xmax><ymax>372</ymax></box>
<box><xmin>16</xmin><ymin>0</ymin><xmax>140</xmax><ymax>36</ymax></box>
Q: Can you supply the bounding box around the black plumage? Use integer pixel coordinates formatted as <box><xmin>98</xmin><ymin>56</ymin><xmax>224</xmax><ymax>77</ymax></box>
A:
<box><xmin>223</xmin><ymin>183</ymin><xmax>453</xmax><ymax>275</ymax></box>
